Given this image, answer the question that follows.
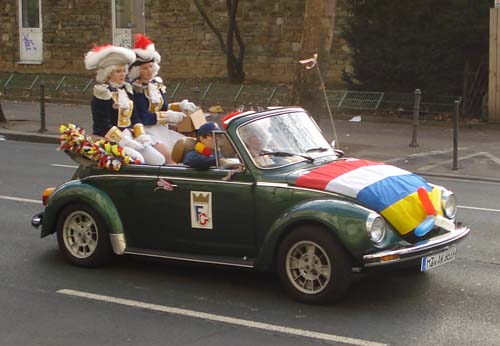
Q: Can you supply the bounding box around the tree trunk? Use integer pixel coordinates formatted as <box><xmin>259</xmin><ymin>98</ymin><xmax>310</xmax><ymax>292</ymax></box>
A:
<box><xmin>226</xmin><ymin>0</ymin><xmax>245</xmax><ymax>83</ymax></box>
<box><xmin>291</xmin><ymin>0</ymin><xmax>337</xmax><ymax>117</ymax></box>
<box><xmin>193</xmin><ymin>0</ymin><xmax>245</xmax><ymax>83</ymax></box>
<box><xmin>0</xmin><ymin>101</ymin><xmax>7</xmax><ymax>126</ymax></box>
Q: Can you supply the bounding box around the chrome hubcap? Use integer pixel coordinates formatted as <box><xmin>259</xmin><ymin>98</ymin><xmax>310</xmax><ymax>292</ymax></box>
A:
<box><xmin>62</xmin><ymin>211</ymin><xmax>98</xmax><ymax>259</ymax></box>
<box><xmin>286</xmin><ymin>241</ymin><xmax>331</xmax><ymax>294</ymax></box>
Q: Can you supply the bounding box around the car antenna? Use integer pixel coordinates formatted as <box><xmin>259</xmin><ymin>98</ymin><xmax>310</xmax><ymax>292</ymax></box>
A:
<box><xmin>299</xmin><ymin>53</ymin><xmax>339</xmax><ymax>149</ymax></box>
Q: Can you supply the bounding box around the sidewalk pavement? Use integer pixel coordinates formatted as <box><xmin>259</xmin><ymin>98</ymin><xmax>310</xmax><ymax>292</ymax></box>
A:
<box><xmin>1</xmin><ymin>99</ymin><xmax>499</xmax><ymax>182</ymax></box>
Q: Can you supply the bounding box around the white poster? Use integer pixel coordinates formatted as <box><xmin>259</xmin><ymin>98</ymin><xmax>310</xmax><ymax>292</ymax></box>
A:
<box><xmin>113</xmin><ymin>28</ymin><xmax>131</xmax><ymax>48</ymax></box>
<box><xmin>19</xmin><ymin>29</ymin><xmax>42</xmax><ymax>62</ymax></box>
<box><xmin>190</xmin><ymin>191</ymin><xmax>213</xmax><ymax>229</ymax></box>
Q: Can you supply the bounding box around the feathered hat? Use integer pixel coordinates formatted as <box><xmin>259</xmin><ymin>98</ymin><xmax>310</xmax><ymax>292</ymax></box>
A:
<box><xmin>128</xmin><ymin>34</ymin><xmax>162</xmax><ymax>81</ymax></box>
<box><xmin>131</xmin><ymin>34</ymin><xmax>161</xmax><ymax>66</ymax></box>
<box><xmin>84</xmin><ymin>44</ymin><xmax>136</xmax><ymax>70</ymax></box>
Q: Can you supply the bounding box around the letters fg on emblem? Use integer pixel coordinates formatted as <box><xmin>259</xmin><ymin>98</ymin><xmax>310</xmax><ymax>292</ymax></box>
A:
<box><xmin>190</xmin><ymin>191</ymin><xmax>213</xmax><ymax>229</ymax></box>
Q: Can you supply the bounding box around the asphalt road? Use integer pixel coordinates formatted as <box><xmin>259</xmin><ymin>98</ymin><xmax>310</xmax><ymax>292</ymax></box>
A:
<box><xmin>1</xmin><ymin>140</ymin><xmax>499</xmax><ymax>346</ymax></box>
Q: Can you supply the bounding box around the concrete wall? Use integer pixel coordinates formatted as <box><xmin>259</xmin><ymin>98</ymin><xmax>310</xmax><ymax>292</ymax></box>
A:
<box><xmin>0</xmin><ymin>0</ymin><xmax>351</xmax><ymax>85</ymax></box>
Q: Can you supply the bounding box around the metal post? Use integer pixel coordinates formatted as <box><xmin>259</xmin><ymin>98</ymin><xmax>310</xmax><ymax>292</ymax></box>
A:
<box><xmin>452</xmin><ymin>99</ymin><xmax>460</xmax><ymax>170</ymax></box>
<box><xmin>38</xmin><ymin>81</ymin><xmax>47</xmax><ymax>133</ymax></box>
<box><xmin>201</xmin><ymin>82</ymin><xmax>213</xmax><ymax>107</ymax></box>
<box><xmin>266</xmin><ymin>87</ymin><xmax>278</xmax><ymax>107</ymax></box>
<box><xmin>233</xmin><ymin>85</ymin><xmax>244</xmax><ymax>107</ymax></box>
<box><xmin>314</xmin><ymin>61</ymin><xmax>339</xmax><ymax>148</ymax></box>
<box><xmin>170</xmin><ymin>82</ymin><xmax>181</xmax><ymax>99</ymax></box>
<box><xmin>2</xmin><ymin>73</ymin><xmax>14</xmax><ymax>94</ymax></box>
<box><xmin>409</xmin><ymin>89</ymin><xmax>421</xmax><ymax>147</ymax></box>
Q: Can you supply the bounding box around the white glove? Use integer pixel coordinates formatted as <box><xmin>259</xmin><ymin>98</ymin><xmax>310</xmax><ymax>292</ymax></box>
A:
<box><xmin>157</xmin><ymin>110</ymin><xmax>186</xmax><ymax>125</ymax></box>
<box><xmin>179</xmin><ymin>99</ymin><xmax>198</xmax><ymax>113</ymax></box>
<box><xmin>135</xmin><ymin>134</ymin><xmax>154</xmax><ymax>146</ymax></box>
<box><xmin>119</xmin><ymin>137</ymin><xmax>145</xmax><ymax>151</ymax></box>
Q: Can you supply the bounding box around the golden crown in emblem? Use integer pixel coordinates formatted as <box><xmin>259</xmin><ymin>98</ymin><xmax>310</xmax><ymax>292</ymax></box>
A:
<box><xmin>192</xmin><ymin>193</ymin><xmax>210</xmax><ymax>203</ymax></box>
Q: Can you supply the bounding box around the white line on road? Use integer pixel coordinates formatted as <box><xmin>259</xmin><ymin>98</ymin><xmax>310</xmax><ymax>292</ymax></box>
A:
<box><xmin>0</xmin><ymin>195</ymin><xmax>40</xmax><ymax>204</ymax></box>
<box><xmin>51</xmin><ymin>164</ymin><xmax>78</xmax><ymax>168</ymax></box>
<box><xmin>58</xmin><ymin>289</ymin><xmax>387</xmax><ymax>346</ymax></box>
<box><xmin>458</xmin><ymin>205</ymin><xmax>500</xmax><ymax>213</ymax></box>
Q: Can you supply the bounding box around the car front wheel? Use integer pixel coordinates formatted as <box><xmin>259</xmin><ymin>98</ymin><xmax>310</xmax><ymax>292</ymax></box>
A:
<box><xmin>56</xmin><ymin>203</ymin><xmax>112</xmax><ymax>267</ymax></box>
<box><xmin>277</xmin><ymin>225</ymin><xmax>352</xmax><ymax>304</ymax></box>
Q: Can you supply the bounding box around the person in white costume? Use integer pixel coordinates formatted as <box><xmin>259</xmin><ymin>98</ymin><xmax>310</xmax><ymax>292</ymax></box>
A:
<box><xmin>84</xmin><ymin>43</ymin><xmax>165</xmax><ymax>165</ymax></box>
<box><xmin>128</xmin><ymin>34</ymin><xmax>198</xmax><ymax>164</ymax></box>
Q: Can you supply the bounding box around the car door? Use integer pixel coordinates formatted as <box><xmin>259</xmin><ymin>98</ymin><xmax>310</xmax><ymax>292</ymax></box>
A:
<box><xmin>152</xmin><ymin>166</ymin><xmax>257</xmax><ymax>258</ymax></box>
<box><xmin>148</xmin><ymin>131</ymin><xmax>257</xmax><ymax>258</ymax></box>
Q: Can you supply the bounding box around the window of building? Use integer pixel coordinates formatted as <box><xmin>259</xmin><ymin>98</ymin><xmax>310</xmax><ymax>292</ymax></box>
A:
<box><xmin>18</xmin><ymin>0</ymin><xmax>42</xmax><ymax>63</ymax></box>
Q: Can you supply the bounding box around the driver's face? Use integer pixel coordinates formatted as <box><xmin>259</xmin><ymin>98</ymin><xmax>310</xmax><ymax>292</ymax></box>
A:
<box><xmin>246</xmin><ymin>134</ymin><xmax>263</xmax><ymax>154</ymax></box>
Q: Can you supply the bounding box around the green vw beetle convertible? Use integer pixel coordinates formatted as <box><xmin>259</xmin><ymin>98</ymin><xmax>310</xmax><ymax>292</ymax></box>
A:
<box><xmin>32</xmin><ymin>107</ymin><xmax>470</xmax><ymax>304</ymax></box>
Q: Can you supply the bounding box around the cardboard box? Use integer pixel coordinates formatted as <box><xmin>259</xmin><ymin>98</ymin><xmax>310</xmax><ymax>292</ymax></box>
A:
<box><xmin>176</xmin><ymin>109</ymin><xmax>207</xmax><ymax>133</ymax></box>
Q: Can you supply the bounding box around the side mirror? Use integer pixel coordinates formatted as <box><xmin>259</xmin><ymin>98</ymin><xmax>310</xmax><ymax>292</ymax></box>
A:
<box><xmin>330</xmin><ymin>140</ymin><xmax>344</xmax><ymax>158</ymax></box>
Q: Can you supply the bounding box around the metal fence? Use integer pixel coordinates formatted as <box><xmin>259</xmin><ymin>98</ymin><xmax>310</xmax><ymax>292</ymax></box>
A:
<box><xmin>0</xmin><ymin>72</ymin><xmax>289</xmax><ymax>109</ymax></box>
<box><xmin>326</xmin><ymin>90</ymin><xmax>461</xmax><ymax>115</ymax></box>
<box><xmin>1</xmin><ymin>72</ymin><xmax>461</xmax><ymax>116</ymax></box>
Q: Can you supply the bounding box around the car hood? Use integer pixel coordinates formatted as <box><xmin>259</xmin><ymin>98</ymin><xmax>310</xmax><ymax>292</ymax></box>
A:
<box><xmin>286</xmin><ymin>158</ymin><xmax>443</xmax><ymax>236</ymax></box>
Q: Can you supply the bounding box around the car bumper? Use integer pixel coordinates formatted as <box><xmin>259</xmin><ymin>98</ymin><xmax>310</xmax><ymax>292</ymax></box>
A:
<box><xmin>362</xmin><ymin>224</ymin><xmax>470</xmax><ymax>267</ymax></box>
<box><xmin>31</xmin><ymin>212</ymin><xmax>44</xmax><ymax>228</ymax></box>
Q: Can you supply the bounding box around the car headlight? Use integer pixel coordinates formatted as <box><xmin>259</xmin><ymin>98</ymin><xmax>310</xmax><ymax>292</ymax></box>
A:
<box><xmin>441</xmin><ymin>190</ymin><xmax>457</xmax><ymax>219</ymax></box>
<box><xmin>366</xmin><ymin>213</ymin><xmax>386</xmax><ymax>243</ymax></box>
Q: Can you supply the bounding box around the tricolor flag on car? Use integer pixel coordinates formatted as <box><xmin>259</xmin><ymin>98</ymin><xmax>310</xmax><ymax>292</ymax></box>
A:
<box><xmin>295</xmin><ymin>159</ymin><xmax>442</xmax><ymax>235</ymax></box>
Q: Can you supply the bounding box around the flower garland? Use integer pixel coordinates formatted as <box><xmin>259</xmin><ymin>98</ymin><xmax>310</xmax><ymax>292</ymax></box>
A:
<box><xmin>58</xmin><ymin>123</ymin><xmax>141</xmax><ymax>171</ymax></box>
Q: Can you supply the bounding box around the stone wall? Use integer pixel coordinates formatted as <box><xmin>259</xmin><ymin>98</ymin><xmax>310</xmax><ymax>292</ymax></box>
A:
<box><xmin>0</xmin><ymin>0</ymin><xmax>351</xmax><ymax>85</ymax></box>
<box><xmin>0</xmin><ymin>0</ymin><xmax>17</xmax><ymax>70</ymax></box>
<box><xmin>42</xmin><ymin>0</ymin><xmax>111</xmax><ymax>74</ymax></box>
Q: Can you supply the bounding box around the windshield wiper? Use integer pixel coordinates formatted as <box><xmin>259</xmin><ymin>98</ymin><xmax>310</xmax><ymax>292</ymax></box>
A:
<box><xmin>259</xmin><ymin>151</ymin><xmax>314</xmax><ymax>163</ymax></box>
<box><xmin>305</xmin><ymin>147</ymin><xmax>330</xmax><ymax>154</ymax></box>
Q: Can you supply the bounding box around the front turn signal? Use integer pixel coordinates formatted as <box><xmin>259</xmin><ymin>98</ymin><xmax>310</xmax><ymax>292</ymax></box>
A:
<box><xmin>42</xmin><ymin>188</ymin><xmax>56</xmax><ymax>206</ymax></box>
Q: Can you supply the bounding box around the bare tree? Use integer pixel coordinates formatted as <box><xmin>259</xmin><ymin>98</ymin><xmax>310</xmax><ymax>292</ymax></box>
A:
<box><xmin>291</xmin><ymin>0</ymin><xmax>337</xmax><ymax>116</ymax></box>
<box><xmin>193</xmin><ymin>0</ymin><xmax>246</xmax><ymax>83</ymax></box>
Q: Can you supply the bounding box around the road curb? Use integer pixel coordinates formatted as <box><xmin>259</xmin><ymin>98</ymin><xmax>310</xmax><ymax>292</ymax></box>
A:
<box><xmin>0</xmin><ymin>129</ymin><xmax>59</xmax><ymax>144</ymax></box>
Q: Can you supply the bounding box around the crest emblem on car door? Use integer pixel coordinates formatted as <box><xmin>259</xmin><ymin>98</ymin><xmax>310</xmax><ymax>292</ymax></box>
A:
<box><xmin>190</xmin><ymin>191</ymin><xmax>213</xmax><ymax>229</ymax></box>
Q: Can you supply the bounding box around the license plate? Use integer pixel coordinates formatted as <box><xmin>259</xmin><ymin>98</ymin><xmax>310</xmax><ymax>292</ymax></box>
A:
<box><xmin>421</xmin><ymin>247</ymin><xmax>457</xmax><ymax>272</ymax></box>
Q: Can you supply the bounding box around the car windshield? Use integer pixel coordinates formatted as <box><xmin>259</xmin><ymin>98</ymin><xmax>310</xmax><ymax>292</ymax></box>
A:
<box><xmin>237</xmin><ymin>111</ymin><xmax>337</xmax><ymax>169</ymax></box>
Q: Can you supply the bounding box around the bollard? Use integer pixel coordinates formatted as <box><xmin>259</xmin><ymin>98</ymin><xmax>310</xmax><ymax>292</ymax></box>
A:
<box><xmin>38</xmin><ymin>81</ymin><xmax>47</xmax><ymax>133</ymax></box>
<box><xmin>452</xmin><ymin>99</ymin><xmax>460</xmax><ymax>170</ymax></box>
<box><xmin>409</xmin><ymin>89</ymin><xmax>421</xmax><ymax>147</ymax></box>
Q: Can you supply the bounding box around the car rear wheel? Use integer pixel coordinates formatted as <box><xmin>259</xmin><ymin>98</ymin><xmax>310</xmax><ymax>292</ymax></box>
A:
<box><xmin>277</xmin><ymin>225</ymin><xmax>352</xmax><ymax>304</ymax></box>
<box><xmin>56</xmin><ymin>203</ymin><xmax>112</xmax><ymax>267</ymax></box>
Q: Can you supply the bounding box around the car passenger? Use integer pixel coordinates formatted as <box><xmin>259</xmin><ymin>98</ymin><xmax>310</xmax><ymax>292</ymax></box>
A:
<box><xmin>183</xmin><ymin>122</ymin><xmax>220</xmax><ymax>169</ymax></box>
<box><xmin>128</xmin><ymin>34</ymin><xmax>197</xmax><ymax>164</ymax></box>
<box><xmin>84</xmin><ymin>44</ymin><xmax>165</xmax><ymax>165</ymax></box>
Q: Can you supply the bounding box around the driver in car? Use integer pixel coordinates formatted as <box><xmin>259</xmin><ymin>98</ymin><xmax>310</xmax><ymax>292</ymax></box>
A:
<box><xmin>240</xmin><ymin>129</ymin><xmax>275</xmax><ymax>167</ymax></box>
<box><xmin>240</xmin><ymin>126</ymin><xmax>302</xmax><ymax>168</ymax></box>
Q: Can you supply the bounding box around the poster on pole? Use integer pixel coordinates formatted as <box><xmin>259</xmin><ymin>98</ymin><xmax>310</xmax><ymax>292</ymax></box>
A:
<box><xmin>496</xmin><ymin>0</ymin><xmax>500</xmax><ymax>8</ymax></box>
